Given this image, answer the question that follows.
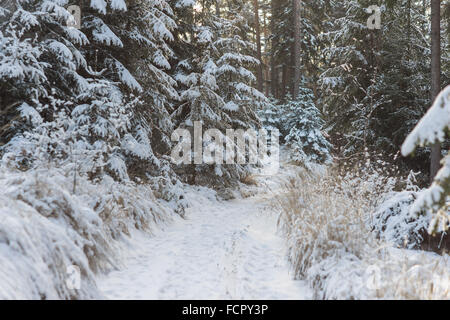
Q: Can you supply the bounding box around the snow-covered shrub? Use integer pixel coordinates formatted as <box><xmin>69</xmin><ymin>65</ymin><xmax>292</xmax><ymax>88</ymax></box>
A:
<box><xmin>0</xmin><ymin>193</ymin><xmax>99</xmax><ymax>299</ymax></box>
<box><xmin>278</xmin><ymin>165</ymin><xmax>444</xmax><ymax>299</ymax></box>
<box><xmin>277</xmin><ymin>165</ymin><xmax>449</xmax><ymax>299</ymax></box>
<box><xmin>277</xmin><ymin>167</ymin><xmax>388</xmax><ymax>294</ymax></box>
<box><xmin>0</xmin><ymin>164</ymin><xmax>180</xmax><ymax>299</ymax></box>
<box><xmin>372</xmin><ymin>162</ymin><xmax>450</xmax><ymax>252</ymax></box>
<box><xmin>3</xmin><ymin>84</ymin><xmax>140</xmax><ymax>180</ymax></box>
<box><xmin>307</xmin><ymin>245</ymin><xmax>450</xmax><ymax>300</ymax></box>
<box><xmin>372</xmin><ymin>188</ymin><xmax>450</xmax><ymax>253</ymax></box>
<box><xmin>372</xmin><ymin>190</ymin><xmax>431</xmax><ymax>249</ymax></box>
<box><xmin>147</xmin><ymin>158</ymin><xmax>188</xmax><ymax>216</ymax></box>
<box><xmin>402</xmin><ymin>85</ymin><xmax>450</xmax><ymax>234</ymax></box>
<box><xmin>0</xmin><ymin>168</ymin><xmax>107</xmax><ymax>299</ymax></box>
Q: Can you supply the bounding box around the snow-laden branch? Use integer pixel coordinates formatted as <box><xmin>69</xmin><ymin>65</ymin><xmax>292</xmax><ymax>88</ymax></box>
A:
<box><xmin>401</xmin><ymin>85</ymin><xmax>450</xmax><ymax>157</ymax></box>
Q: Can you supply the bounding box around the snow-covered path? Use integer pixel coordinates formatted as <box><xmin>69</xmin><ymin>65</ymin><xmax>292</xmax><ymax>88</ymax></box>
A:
<box><xmin>98</xmin><ymin>185</ymin><xmax>311</xmax><ymax>300</ymax></box>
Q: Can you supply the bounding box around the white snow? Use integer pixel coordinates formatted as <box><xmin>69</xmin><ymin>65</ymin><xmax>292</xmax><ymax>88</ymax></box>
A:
<box><xmin>224</xmin><ymin>101</ymin><xmax>239</xmax><ymax>112</ymax></box>
<box><xmin>91</xmin><ymin>17</ymin><xmax>123</xmax><ymax>47</ymax></box>
<box><xmin>110</xmin><ymin>0</ymin><xmax>127</xmax><ymax>11</ymax></box>
<box><xmin>401</xmin><ymin>85</ymin><xmax>450</xmax><ymax>232</ymax></box>
<box><xmin>98</xmin><ymin>186</ymin><xmax>312</xmax><ymax>300</ymax></box>
<box><xmin>18</xmin><ymin>102</ymin><xmax>43</xmax><ymax>125</ymax></box>
<box><xmin>114</xmin><ymin>60</ymin><xmax>143</xmax><ymax>92</ymax></box>
<box><xmin>90</xmin><ymin>0</ymin><xmax>108</xmax><ymax>14</ymax></box>
<box><xmin>402</xmin><ymin>85</ymin><xmax>450</xmax><ymax>156</ymax></box>
<box><xmin>372</xmin><ymin>190</ymin><xmax>431</xmax><ymax>249</ymax></box>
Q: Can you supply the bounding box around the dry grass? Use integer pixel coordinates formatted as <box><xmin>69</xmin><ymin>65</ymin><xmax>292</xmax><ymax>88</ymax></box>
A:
<box><xmin>276</xmin><ymin>167</ymin><xmax>450</xmax><ymax>299</ymax></box>
<box><xmin>0</xmin><ymin>167</ymin><xmax>180</xmax><ymax>299</ymax></box>
<box><xmin>240</xmin><ymin>174</ymin><xmax>258</xmax><ymax>186</ymax></box>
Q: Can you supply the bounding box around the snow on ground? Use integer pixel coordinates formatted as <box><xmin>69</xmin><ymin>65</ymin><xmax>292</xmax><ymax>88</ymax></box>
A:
<box><xmin>98</xmin><ymin>182</ymin><xmax>312</xmax><ymax>300</ymax></box>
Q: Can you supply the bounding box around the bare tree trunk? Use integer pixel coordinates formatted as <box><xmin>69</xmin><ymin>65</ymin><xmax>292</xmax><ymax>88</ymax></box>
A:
<box><xmin>407</xmin><ymin>0</ymin><xmax>411</xmax><ymax>54</ymax></box>
<box><xmin>281</xmin><ymin>64</ymin><xmax>288</xmax><ymax>99</ymax></box>
<box><xmin>253</xmin><ymin>0</ymin><xmax>263</xmax><ymax>93</ymax></box>
<box><xmin>270</xmin><ymin>0</ymin><xmax>279</xmax><ymax>98</ymax></box>
<box><xmin>290</xmin><ymin>39</ymin><xmax>295</xmax><ymax>96</ymax></box>
<box><xmin>263</xmin><ymin>8</ymin><xmax>270</xmax><ymax>97</ymax></box>
<box><xmin>215</xmin><ymin>0</ymin><xmax>220</xmax><ymax>17</ymax></box>
<box><xmin>293</xmin><ymin>0</ymin><xmax>301</xmax><ymax>98</ymax></box>
<box><xmin>430</xmin><ymin>0</ymin><xmax>441</xmax><ymax>182</ymax></box>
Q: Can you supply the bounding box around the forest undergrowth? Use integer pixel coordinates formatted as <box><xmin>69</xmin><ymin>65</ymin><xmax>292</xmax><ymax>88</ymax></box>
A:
<box><xmin>0</xmin><ymin>163</ymin><xmax>185</xmax><ymax>299</ymax></box>
<box><xmin>276</xmin><ymin>162</ymin><xmax>450</xmax><ymax>299</ymax></box>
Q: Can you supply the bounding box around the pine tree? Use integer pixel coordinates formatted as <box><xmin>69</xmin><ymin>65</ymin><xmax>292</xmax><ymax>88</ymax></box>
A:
<box><xmin>402</xmin><ymin>85</ymin><xmax>450</xmax><ymax>234</ymax></box>
<box><xmin>318</xmin><ymin>0</ymin><xmax>449</xmax><ymax>174</ymax></box>
<box><xmin>215</xmin><ymin>2</ymin><xmax>265</xmax><ymax>129</ymax></box>
<box><xmin>283</xmin><ymin>85</ymin><xmax>332</xmax><ymax>164</ymax></box>
<box><xmin>0</xmin><ymin>0</ymin><xmax>181</xmax><ymax>186</ymax></box>
<box><xmin>171</xmin><ymin>0</ymin><xmax>265</xmax><ymax>188</ymax></box>
<box><xmin>319</xmin><ymin>0</ymin><xmax>375</xmax><ymax>155</ymax></box>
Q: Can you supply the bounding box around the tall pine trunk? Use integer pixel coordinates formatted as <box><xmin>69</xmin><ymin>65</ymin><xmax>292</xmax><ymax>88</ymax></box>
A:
<box><xmin>270</xmin><ymin>0</ymin><xmax>279</xmax><ymax>98</ymax></box>
<box><xmin>215</xmin><ymin>0</ymin><xmax>220</xmax><ymax>16</ymax></box>
<box><xmin>253</xmin><ymin>0</ymin><xmax>263</xmax><ymax>93</ymax></box>
<box><xmin>293</xmin><ymin>0</ymin><xmax>301</xmax><ymax>98</ymax></box>
<box><xmin>263</xmin><ymin>8</ymin><xmax>270</xmax><ymax>96</ymax></box>
<box><xmin>430</xmin><ymin>0</ymin><xmax>441</xmax><ymax>182</ymax></box>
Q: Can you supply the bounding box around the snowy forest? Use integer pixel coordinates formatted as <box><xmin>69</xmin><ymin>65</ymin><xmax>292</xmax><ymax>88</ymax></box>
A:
<box><xmin>0</xmin><ymin>0</ymin><xmax>449</xmax><ymax>300</ymax></box>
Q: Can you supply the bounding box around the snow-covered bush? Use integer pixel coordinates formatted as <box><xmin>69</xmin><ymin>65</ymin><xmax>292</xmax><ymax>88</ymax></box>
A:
<box><xmin>371</xmin><ymin>169</ymin><xmax>450</xmax><ymax>253</ymax></box>
<box><xmin>4</xmin><ymin>85</ymin><xmax>137</xmax><ymax>179</ymax></box>
<box><xmin>0</xmin><ymin>164</ymin><xmax>180</xmax><ymax>299</ymax></box>
<box><xmin>277</xmin><ymin>165</ymin><xmax>449</xmax><ymax>299</ymax></box>
<box><xmin>402</xmin><ymin>85</ymin><xmax>450</xmax><ymax>234</ymax></box>
<box><xmin>277</xmin><ymin>166</ymin><xmax>390</xmax><ymax>287</ymax></box>
<box><xmin>307</xmin><ymin>245</ymin><xmax>450</xmax><ymax>300</ymax></box>
<box><xmin>372</xmin><ymin>190</ymin><xmax>432</xmax><ymax>249</ymax></box>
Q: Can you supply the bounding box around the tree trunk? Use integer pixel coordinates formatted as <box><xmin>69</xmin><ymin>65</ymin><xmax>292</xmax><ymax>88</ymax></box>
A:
<box><xmin>263</xmin><ymin>8</ymin><xmax>270</xmax><ymax>97</ymax></box>
<box><xmin>293</xmin><ymin>0</ymin><xmax>301</xmax><ymax>98</ymax></box>
<box><xmin>253</xmin><ymin>0</ymin><xmax>263</xmax><ymax>93</ymax></box>
<box><xmin>281</xmin><ymin>63</ymin><xmax>288</xmax><ymax>99</ymax></box>
<box><xmin>290</xmin><ymin>37</ymin><xmax>295</xmax><ymax>96</ymax></box>
<box><xmin>407</xmin><ymin>0</ymin><xmax>411</xmax><ymax>54</ymax></box>
<box><xmin>215</xmin><ymin>0</ymin><xmax>220</xmax><ymax>17</ymax></box>
<box><xmin>430</xmin><ymin>0</ymin><xmax>441</xmax><ymax>182</ymax></box>
<box><xmin>270</xmin><ymin>0</ymin><xmax>279</xmax><ymax>98</ymax></box>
